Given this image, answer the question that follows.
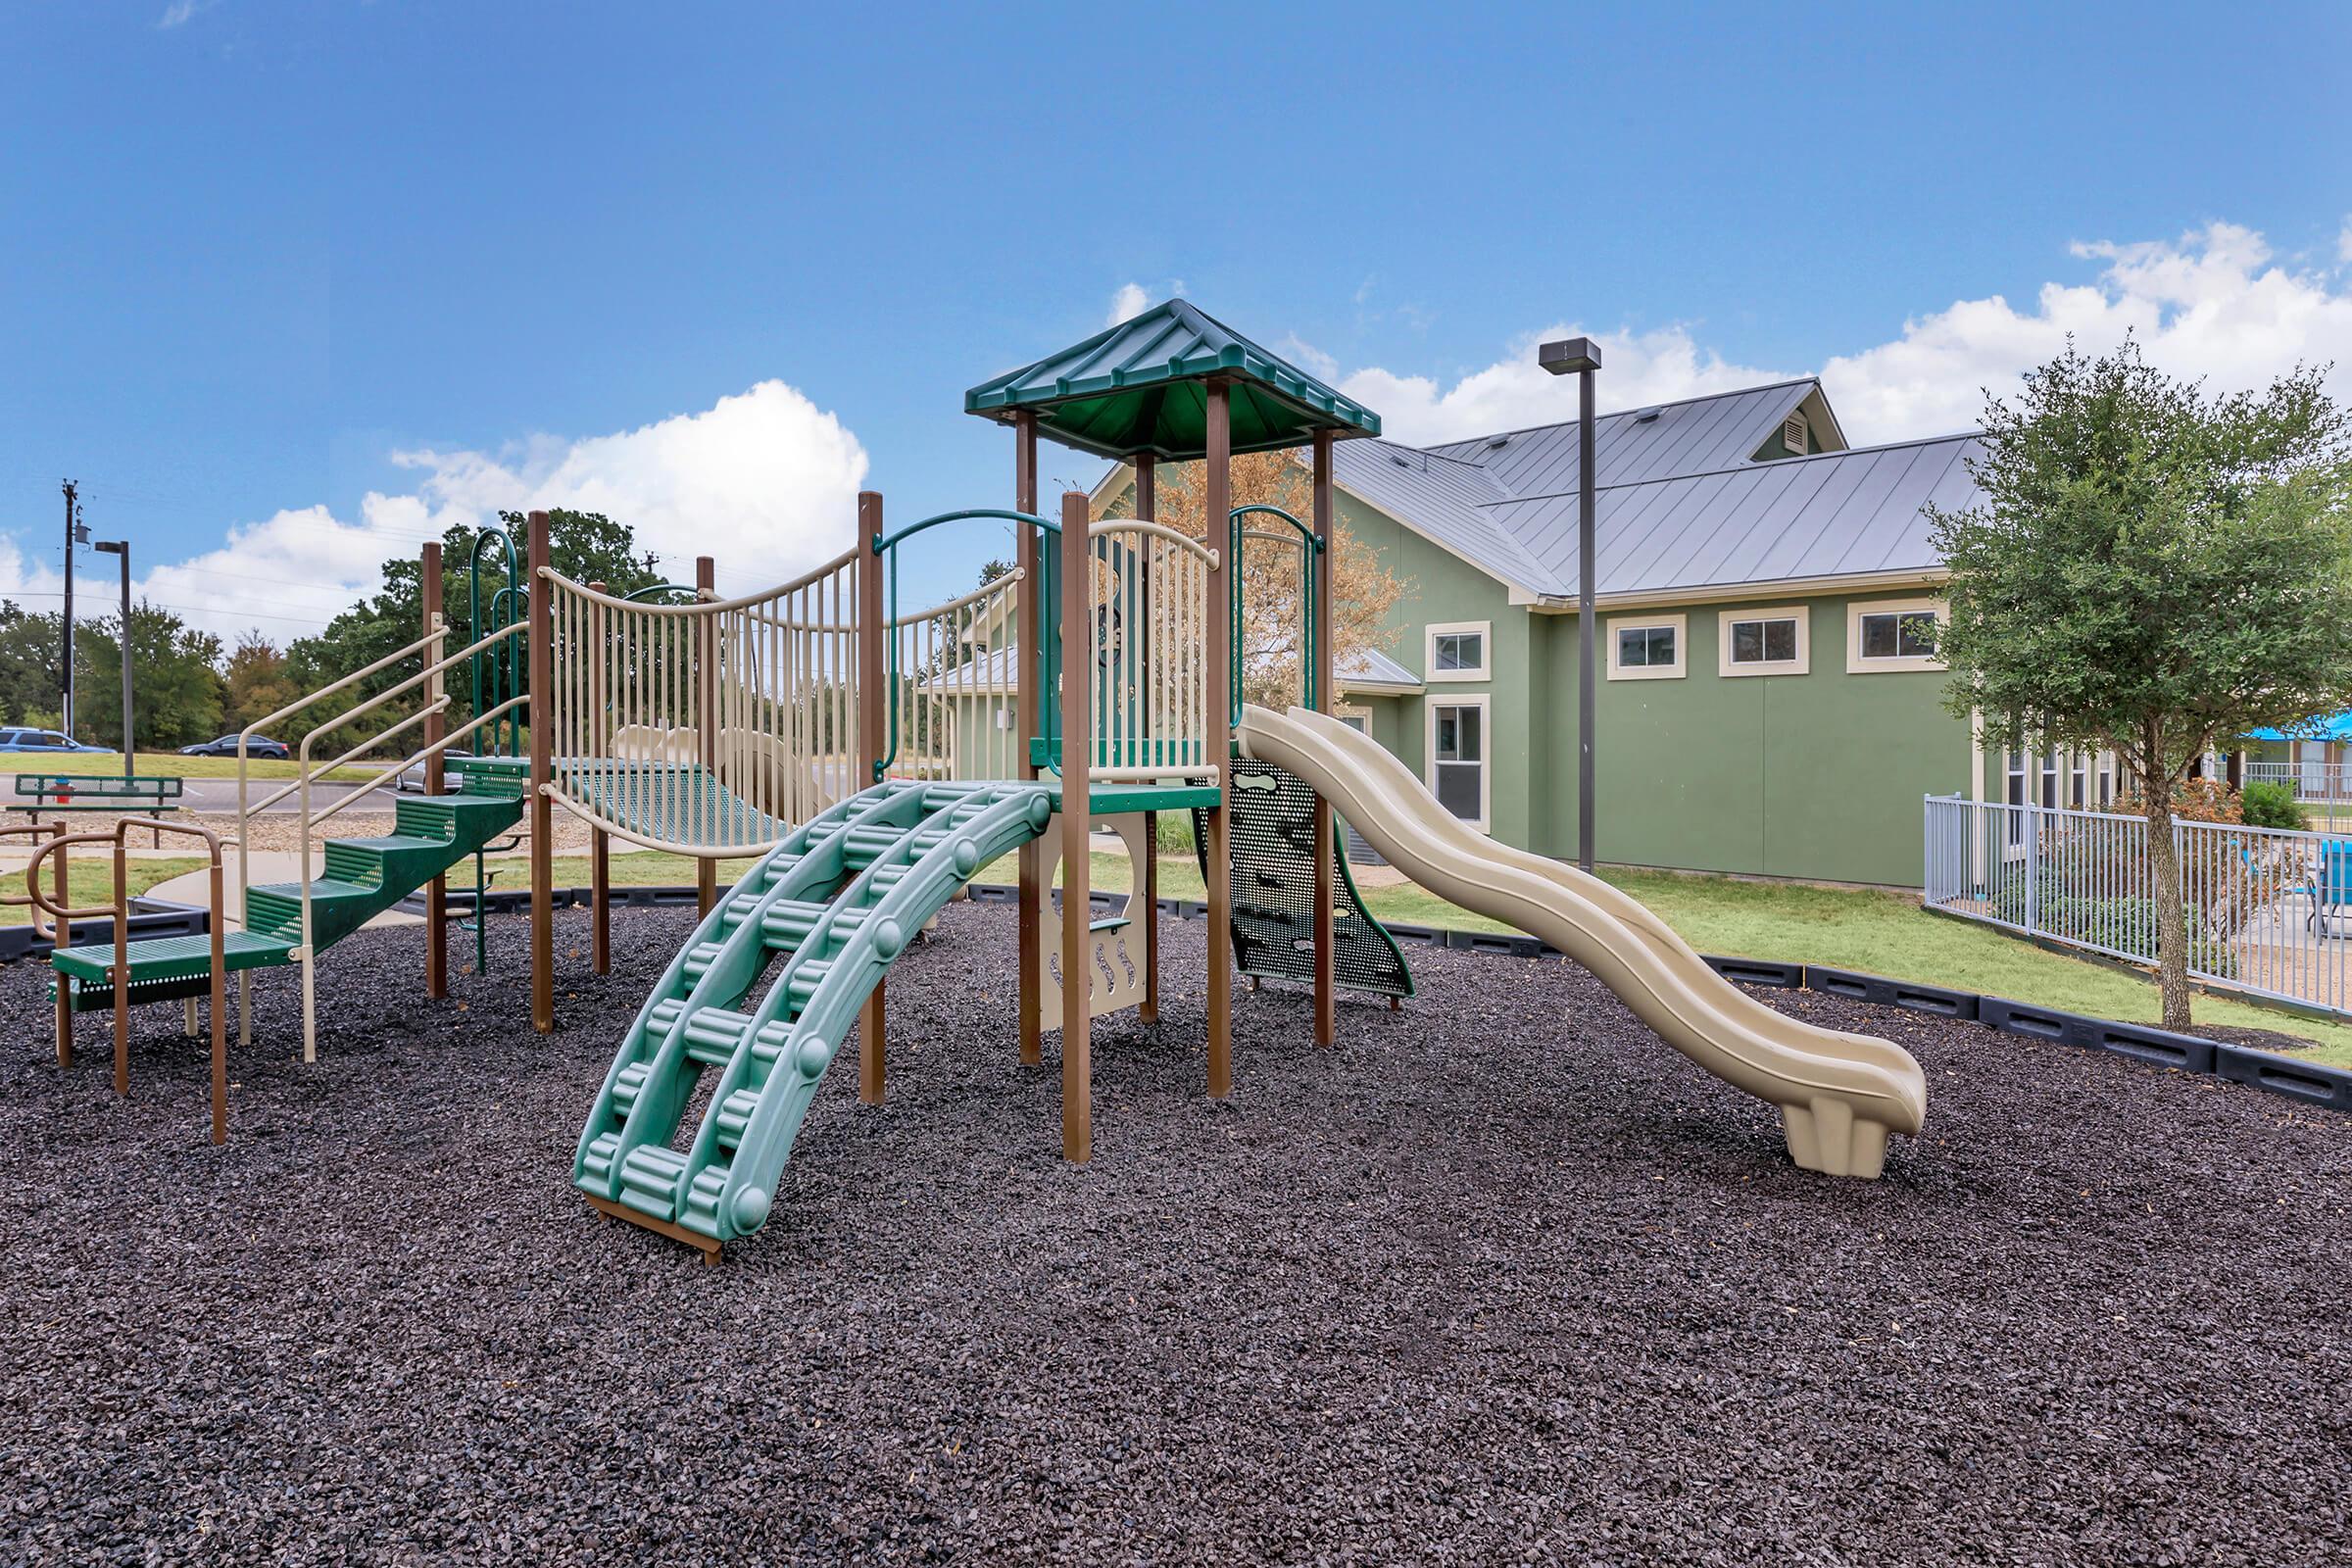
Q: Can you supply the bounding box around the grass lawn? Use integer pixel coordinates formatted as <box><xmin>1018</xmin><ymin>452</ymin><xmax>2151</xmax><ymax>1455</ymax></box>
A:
<box><xmin>542</xmin><ymin>844</ymin><xmax>2352</xmax><ymax>1068</ymax></box>
<box><xmin>0</xmin><ymin>856</ymin><xmax>214</xmax><ymax>925</ymax></box>
<box><xmin>0</xmin><ymin>753</ymin><xmax>377</xmax><ymax>783</ymax></box>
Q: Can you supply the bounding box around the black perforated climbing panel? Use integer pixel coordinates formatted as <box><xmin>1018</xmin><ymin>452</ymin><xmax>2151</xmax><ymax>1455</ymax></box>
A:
<box><xmin>1194</xmin><ymin>757</ymin><xmax>1413</xmax><ymax>1000</ymax></box>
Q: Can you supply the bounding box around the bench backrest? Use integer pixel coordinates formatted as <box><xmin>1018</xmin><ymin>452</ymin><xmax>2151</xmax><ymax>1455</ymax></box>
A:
<box><xmin>13</xmin><ymin>773</ymin><xmax>185</xmax><ymax>803</ymax></box>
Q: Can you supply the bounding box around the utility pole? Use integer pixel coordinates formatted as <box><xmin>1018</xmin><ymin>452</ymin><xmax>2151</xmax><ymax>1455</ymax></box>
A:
<box><xmin>61</xmin><ymin>480</ymin><xmax>80</xmax><ymax>737</ymax></box>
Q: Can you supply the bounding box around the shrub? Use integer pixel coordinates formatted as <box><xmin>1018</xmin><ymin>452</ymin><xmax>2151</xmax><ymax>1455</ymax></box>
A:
<box><xmin>2238</xmin><ymin>779</ymin><xmax>2310</xmax><ymax>831</ymax></box>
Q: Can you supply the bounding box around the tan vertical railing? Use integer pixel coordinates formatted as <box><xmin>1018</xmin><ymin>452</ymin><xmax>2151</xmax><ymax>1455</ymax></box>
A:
<box><xmin>1083</xmin><ymin>519</ymin><xmax>1217</xmax><ymax>780</ymax></box>
<box><xmin>540</xmin><ymin>548</ymin><xmax>861</xmax><ymax>855</ymax></box>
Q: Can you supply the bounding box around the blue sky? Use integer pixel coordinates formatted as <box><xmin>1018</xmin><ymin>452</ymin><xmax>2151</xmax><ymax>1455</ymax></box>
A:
<box><xmin>3</xmin><ymin>0</ymin><xmax>2348</xmax><ymax>635</ymax></box>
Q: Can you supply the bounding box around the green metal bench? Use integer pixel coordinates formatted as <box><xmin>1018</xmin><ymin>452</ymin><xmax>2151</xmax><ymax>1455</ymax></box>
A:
<box><xmin>11</xmin><ymin>773</ymin><xmax>185</xmax><ymax>844</ymax></box>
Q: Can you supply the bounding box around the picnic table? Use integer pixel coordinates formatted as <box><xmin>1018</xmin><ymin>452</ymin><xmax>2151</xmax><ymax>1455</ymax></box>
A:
<box><xmin>10</xmin><ymin>773</ymin><xmax>185</xmax><ymax>846</ymax></box>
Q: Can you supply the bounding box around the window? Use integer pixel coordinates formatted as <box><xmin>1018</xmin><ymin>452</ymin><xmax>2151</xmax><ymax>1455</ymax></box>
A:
<box><xmin>1426</xmin><ymin>620</ymin><xmax>1490</xmax><ymax>682</ymax></box>
<box><xmin>1718</xmin><ymin>607</ymin><xmax>1809</xmax><ymax>676</ymax></box>
<box><xmin>2070</xmin><ymin>754</ymin><xmax>2088</xmax><ymax>810</ymax></box>
<box><xmin>1605</xmin><ymin>613</ymin><xmax>1686</xmax><ymax>681</ymax></box>
<box><xmin>1845</xmin><ymin>597</ymin><xmax>1946</xmax><ymax>673</ymax></box>
<box><xmin>1428</xmin><ymin>697</ymin><xmax>1489</xmax><ymax>830</ymax></box>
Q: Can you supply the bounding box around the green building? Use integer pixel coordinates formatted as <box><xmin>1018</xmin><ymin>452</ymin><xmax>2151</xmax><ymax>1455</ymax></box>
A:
<box><xmin>1096</xmin><ymin>377</ymin><xmax>2021</xmax><ymax>888</ymax></box>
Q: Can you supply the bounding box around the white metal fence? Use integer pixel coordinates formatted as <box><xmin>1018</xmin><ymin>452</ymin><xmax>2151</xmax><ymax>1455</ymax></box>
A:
<box><xmin>2244</xmin><ymin>760</ymin><xmax>2352</xmax><ymax>806</ymax></box>
<box><xmin>1923</xmin><ymin>795</ymin><xmax>2352</xmax><ymax>1016</ymax></box>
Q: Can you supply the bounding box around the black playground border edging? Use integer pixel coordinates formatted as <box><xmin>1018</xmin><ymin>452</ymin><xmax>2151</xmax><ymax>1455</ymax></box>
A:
<box><xmin>9</xmin><ymin>883</ymin><xmax>2346</xmax><ymax>1116</ymax></box>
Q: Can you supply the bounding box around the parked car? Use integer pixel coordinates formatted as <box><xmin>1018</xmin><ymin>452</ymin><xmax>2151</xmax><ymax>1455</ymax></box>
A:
<box><xmin>397</xmin><ymin>748</ymin><xmax>475</xmax><ymax>793</ymax></box>
<box><xmin>179</xmin><ymin>734</ymin><xmax>292</xmax><ymax>760</ymax></box>
<box><xmin>0</xmin><ymin>727</ymin><xmax>107</xmax><ymax>753</ymax></box>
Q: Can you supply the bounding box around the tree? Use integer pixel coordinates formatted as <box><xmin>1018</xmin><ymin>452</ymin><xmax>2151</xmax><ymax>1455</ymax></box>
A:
<box><xmin>1929</xmin><ymin>338</ymin><xmax>2352</xmax><ymax>1028</ymax></box>
<box><xmin>74</xmin><ymin>603</ymin><xmax>226</xmax><ymax>751</ymax></box>
<box><xmin>1129</xmin><ymin>449</ymin><xmax>1407</xmax><ymax>708</ymax></box>
<box><xmin>0</xmin><ymin>602</ymin><xmax>65</xmax><ymax>727</ymax></box>
<box><xmin>285</xmin><ymin>510</ymin><xmax>663</xmax><ymax>751</ymax></box>
<box><xmin>221</xmin><ymin>632</ymin><xmax>299</xmax><ymax>732</ymax></box>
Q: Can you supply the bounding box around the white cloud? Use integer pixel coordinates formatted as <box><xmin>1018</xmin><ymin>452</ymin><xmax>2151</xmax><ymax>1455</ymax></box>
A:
<box><xmin>158</xmin><ymin>0</ymin><xmax>218</xmax><ymax>28</ymax></box>
<box><xmin>1338</xmin><ymin>325</ymin><xmax>1791</xmax><ymax>447</ymax></box>
<box><xmin>0</xmin><ymin>379</ymin><xmax>868</xmax><ymax>643</ymax></box>
<box><xmin>1106</xmin><ymin>283</ymin><xmax>1150</xmax><ymax>327</ymax></box>
<box><xmin>2338</xmin><ymin>218</ymin><xmax>2352</xmax><ymax>266</ymax></box>
<box><xmin>1333</xmin><ymin>220</ymin><xmax>2352</xmax><ymax>450</ymax></box>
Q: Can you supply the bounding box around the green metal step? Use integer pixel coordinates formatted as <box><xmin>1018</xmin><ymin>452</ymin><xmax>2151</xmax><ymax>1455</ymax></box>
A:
<box><xmin>50</xmin><ymin>784</ymin><xmax>524</xmax><ymax>1015</ymax></box>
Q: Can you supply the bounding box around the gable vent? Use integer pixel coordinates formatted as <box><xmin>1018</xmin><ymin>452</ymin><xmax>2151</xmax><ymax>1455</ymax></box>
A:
<box><xmin>1783</xmin><ymin>412</ymin><xmax>1808</xmax><ymax>454</ymax></box>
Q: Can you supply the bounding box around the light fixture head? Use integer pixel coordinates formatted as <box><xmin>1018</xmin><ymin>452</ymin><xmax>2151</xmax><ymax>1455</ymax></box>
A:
<box><xmin>1539</xmin><ymin>336</ymin><xmax>1602</xmax><ymax>375</ymax></box>
<box><xmin>93</xmin><ymin>539</ymin><xmax>126</xmax><ymax>556</ymax></box>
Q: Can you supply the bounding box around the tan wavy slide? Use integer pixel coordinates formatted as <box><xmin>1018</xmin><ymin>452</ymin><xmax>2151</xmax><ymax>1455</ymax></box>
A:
<box><xmin>1237</xmin><ymin>705</ymin><xmax>1927</xmax><ymax>1178</ymax></box>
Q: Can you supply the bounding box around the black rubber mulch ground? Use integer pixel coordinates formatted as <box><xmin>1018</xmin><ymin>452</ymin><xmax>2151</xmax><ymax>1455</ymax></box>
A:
<box><xmin>1</xmin><ymin>904</ymin><xmax>2346</xmax><ymax>1566</ymax></box>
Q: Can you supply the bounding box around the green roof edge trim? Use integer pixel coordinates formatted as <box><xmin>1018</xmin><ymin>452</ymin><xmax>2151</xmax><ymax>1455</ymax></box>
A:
<box><xmin>964</xmin><ymin>299</ymin><xmax>1381</xmax><ymax>461</ymax></box>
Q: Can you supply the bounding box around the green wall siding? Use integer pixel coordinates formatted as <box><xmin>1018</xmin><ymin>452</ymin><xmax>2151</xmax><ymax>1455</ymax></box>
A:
<box><xmin>1337</xmin><ymin>485</ymin><xmax>1972</xmax><ymax>885</ymax></box>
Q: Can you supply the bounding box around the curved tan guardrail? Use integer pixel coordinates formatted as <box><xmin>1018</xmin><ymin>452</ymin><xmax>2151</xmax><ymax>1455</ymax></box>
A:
<box><xmin>1237</xmin><ymin>704</ymin><xmax>1927</xmax><ymax>1178</ymax></box>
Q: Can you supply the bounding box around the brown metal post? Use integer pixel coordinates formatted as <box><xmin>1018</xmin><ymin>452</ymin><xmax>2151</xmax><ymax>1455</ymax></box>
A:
<box><xmin>421</xmin><ymin>541</ymin><xmax>448</xmax><ymax>1001</ymax></box>
<box><xmin>53</xmin><ymin>823</ymin><xmax>72</xmax><ymax>1067</ymax></box>
<box><xmin>1058</xmin><ymin>489</ymin><xmax>1093</xmax><ymax>1160</ymax></box>
<box><xmin>208</xmin><ymin>855</ymin><xmax>225</xmax><ymax>1146</ymax></box>
<box><xmin>1311</xmin><ymin>431</ymin><xmax>1337</xmax><ymax>1047</ymax></box>
<box><xmin>586</xmin><ymin>581</ymin><xmax>612</xmax><ymax>975</ymax></box>
<box><xmin>857</xmin><ymin>492</ymin><xmax>887</xmax><ymax>1103</ymax></box>
<box><xmin>1014</xmin><ymin>413</ymin><xmax>1044</xmax><ymax>1067</ymax></box>
<box><xmin>1134</xmin><ymin>456</ymin><xmax>1160</xmax><ymax>1025</ymax></box>
<box><xmin>695</xmin><ymin>555</ymin><xmax>719</xmax><ymax>918</ymax></box>
<box><xmin>1204</xmin><ymin>383</ymin><xmax>1235</xmax><ymax>1097</ymax></box>
<box><xmin>527</xmin><ymin>511</ymin><xmax>556</xmax><ymax>1034</ymax></box>
<box><xmin>111</xmin><ymin>845</ymin><xmax>128</xmax><ymax>1095</ymax></box>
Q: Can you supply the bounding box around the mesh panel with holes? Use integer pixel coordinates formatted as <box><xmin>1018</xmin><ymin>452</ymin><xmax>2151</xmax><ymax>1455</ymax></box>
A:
<box><xmin>1193</xmin><ymin>758</ymin><xmax>1413</xmax><ymax>998</ymax></box>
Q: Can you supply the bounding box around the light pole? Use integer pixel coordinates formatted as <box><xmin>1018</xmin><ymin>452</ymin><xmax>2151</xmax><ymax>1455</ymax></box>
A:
<box><xmin>93</xmin><ymin>540</ymin><xmax>130</xmax><ymax>779</ymax></box>
<box><xmin>1540</xmin><ymin>336</ymin><xmax>1602</xmax><ymax>872</ymax></box>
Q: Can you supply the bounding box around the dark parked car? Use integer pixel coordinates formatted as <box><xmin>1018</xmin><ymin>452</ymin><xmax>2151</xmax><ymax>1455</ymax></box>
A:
<box><xmin>0</xmin><ymin>727</ymin><xmax>106</xmax><ymax>753</ymax></box>
<box><xmin>180</xmin><ymin>734</ymin><xmax>292</xmax><ymax>760</ymax></box>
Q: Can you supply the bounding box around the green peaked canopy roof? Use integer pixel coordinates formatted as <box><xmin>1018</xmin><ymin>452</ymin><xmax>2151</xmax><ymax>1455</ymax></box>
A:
<box><xmin>964</xmin><ymin>299</ymin><xmax>1381</xmax><ymax>461</ymax></box>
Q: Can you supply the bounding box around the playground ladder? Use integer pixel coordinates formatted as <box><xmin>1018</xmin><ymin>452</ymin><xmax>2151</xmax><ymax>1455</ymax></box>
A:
<box><xmin>574</xmin><ymin>777</ymin><xmax>1054</xmax><ymax>1252</ymax></box>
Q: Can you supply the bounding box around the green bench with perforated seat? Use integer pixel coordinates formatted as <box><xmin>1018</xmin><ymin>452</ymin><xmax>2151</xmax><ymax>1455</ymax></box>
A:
<box><xmin>11</xmin><ymin>773</ymin><xmax>184</xmax><ymax>841</ymax></box>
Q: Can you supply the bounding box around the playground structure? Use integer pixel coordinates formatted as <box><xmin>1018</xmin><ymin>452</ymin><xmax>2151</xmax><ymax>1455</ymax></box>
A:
<box><xmin>26</xmin><ymin>300</ymin><xmax>1926</xmax><ymax>1247</ymax></box>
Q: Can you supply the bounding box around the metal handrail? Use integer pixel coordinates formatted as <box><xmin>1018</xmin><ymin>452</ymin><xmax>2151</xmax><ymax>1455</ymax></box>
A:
<box><xmin>539</xmin><ymin>547</ymin><xmax>859</xmax><ymax>614</ymax></box>
<box><xmin>1227</xmin><ymin>504</ymin><xmax>1321</xmax><ymax>720</ymax></box>
<box><xmin>25</xmin><ymin>817</ymin><xmax>232</xmax><ymax>1141</ymax></box>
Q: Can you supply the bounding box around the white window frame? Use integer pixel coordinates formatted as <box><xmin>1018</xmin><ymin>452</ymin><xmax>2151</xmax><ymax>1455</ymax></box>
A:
<box><xmin>1845</xmin><ymin>595</ymin><xmax>1947</xmax><ymax>674</ymax></box>
<box><xmin>1717</xmin><ymin>606</ymin><xmax>1810</xmax><ymax>677</ymax></box>
<box><xmin>1425</xmin><ymin>619</ymin><xmax>1492</xmax><ymax>683</ymax></box>
<box><xmin>1605</xmin><ymin>612</ymin><xmax>1687</xmax><ymax>681</ymax></box>
<box><xmin>1425</xmin><ymin>694</ymin><xmax>1492</xmax><ymax>833</ymax></box>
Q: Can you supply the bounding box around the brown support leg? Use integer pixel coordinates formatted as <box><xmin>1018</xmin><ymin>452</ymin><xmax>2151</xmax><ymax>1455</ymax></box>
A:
<box><xmin>1139</xmin><ymin>811</ymin><xmax>1159</xmax><ymax>1023</ymax></box>
<box><xmin>1059</xmin><ymin>489</ymin><xmax>1093</xmax><ymax>1159</ymax></box>
<box><xmin>1311</xmin><ymin>431</ymin><xmax>1338</xmax><ymax>1048</ymax></box>
<box><xmin>856</xmin><ymin>492</ymin><xmax>887</xmax><ymax>1104</ymax></box>
<box><xmin>1134</xmin><ymin>457</ymin><xmax>1160</xmax><ymax>1026</ymax></box>
<box><xmin>112</xmin><ymin>848</ymin><xmax>128</xmax><ymax>1097</ymax></box>
<box><xmin>590</xmin><ymin>828</ymin><xmax>612</xmax><ymax>974</ymax></box>
<box><xmin>1013</xmin><ymin>413</ymin><xmax>1043</xmax><ymax>1068</ymax></box>
<box><xmin>53</xmin><ymin>823</ymin><xmax>72</xmax><ymax>1067</ymax></box>
<box><xmin>1204</xmin><ymin>383</ymin><xmax>1235</xmax><ymax>1099</ymax></box>
<box><xmin>527</xmin><ymin>512</ymin><xmax>556</xmax><ymax>1035</ymax></box>
<box><xmin>421</xmin><ymin>541</ymin><xmax>449</xmax><ymax>1001</ymax></box>
<box><xmin>208</xmin><ymin>858</ymin><xmax>226</xmax><ymax>1146</ymax></box>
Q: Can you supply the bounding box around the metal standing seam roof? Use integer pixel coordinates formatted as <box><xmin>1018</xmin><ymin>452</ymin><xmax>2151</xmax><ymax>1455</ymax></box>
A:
<box><xmin>1314</xmin><ymin>376</ymin><xmax>1985</xmax><ymax>602</ymax></box>
<box><xmin>965</xmin><ymin>299</ymin><xmax>1382</xmax><ymax>462</ymax></box>
<box><xmin>1480</xmin><ymin>434</ymin><xmax>1984</xmax><ymax>598</ymax></box>
<box><xmin>1335</xmin><ymin>646</ymin><xmax>1423</xmax><ymax>691</ymax></box>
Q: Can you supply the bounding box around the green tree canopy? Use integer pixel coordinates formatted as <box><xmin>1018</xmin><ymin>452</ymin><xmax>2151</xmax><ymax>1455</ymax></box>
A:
<box><xmin>74</xmin><ymin>603</ymin><xmax>227</xmax><ymax>751</ymax></box>
<box><xmin>284</xmin><ymin>510</ymin><xmax>663</xmax><ymax>750</ymax></box>
<box><xmin>1930</xmin><ymin>337</ymin><xmax>2352</xmax><ymax>1025</ymax></box>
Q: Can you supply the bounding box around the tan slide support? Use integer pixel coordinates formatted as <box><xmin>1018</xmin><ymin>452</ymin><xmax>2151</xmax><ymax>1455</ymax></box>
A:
<box><xmin>1237</xmin><ymin>705</ymin><xmax>1927</xmax><ymax>1178</ymax></box>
